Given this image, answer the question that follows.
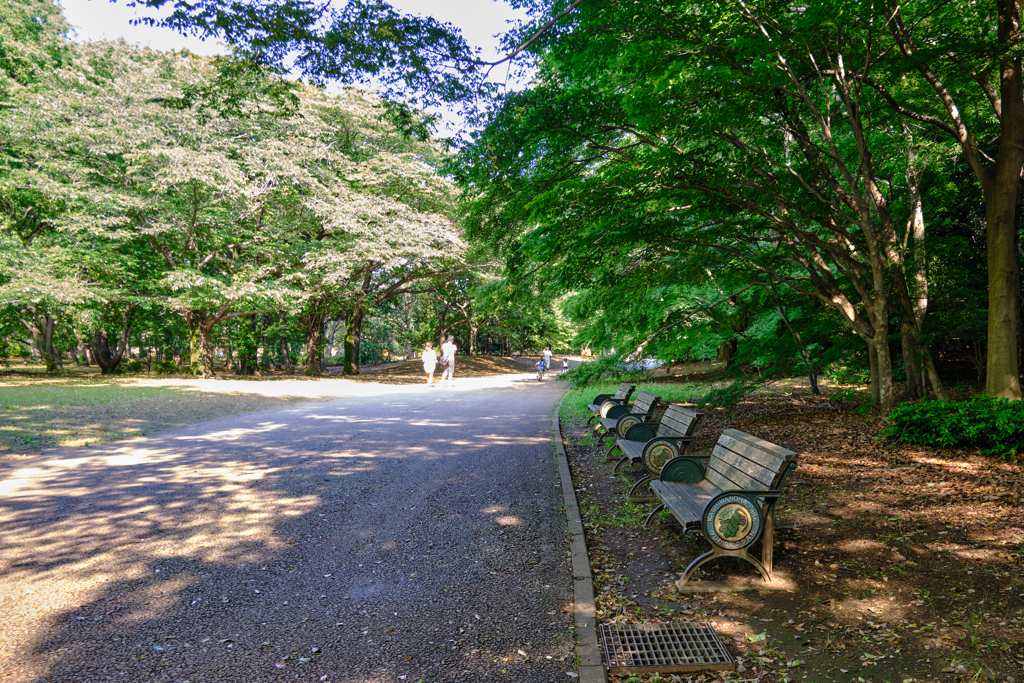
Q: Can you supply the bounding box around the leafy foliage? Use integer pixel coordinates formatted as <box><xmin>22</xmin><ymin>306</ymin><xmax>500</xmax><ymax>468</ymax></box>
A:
<box><xmin>885</xmin><ymin>398</ymin><xmax>1024</xmax><ymax>456</ymax></box>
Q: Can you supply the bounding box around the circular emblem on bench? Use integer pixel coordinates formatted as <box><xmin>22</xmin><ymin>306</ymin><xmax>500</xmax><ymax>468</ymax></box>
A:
<box><xmin>704</xmin><ymin>495</ymin><xmax>761</xmax><ymax>550</ymax></box>
<box><xmin>646</xmin><ymin>443</ymin><xmax>675</xmax><ymax>473</ymax></box>
<box><xmin>618</xmin><ymin>415</ymin><xmax>640</xmax><ymax>433</ymax></box>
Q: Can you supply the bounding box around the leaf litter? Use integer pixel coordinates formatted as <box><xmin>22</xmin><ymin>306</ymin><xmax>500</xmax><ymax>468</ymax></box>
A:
<box><xmin>562</xmin><ymin>388</ymin><xmax>1024</xmax><ymax>683</ymax></box>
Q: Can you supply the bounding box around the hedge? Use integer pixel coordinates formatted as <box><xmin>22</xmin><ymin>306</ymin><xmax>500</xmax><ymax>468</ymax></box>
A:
<box><xmin>885</xmin><ymin>397</ymin><xmax>1024</xmax><ymax>457</ymax></box>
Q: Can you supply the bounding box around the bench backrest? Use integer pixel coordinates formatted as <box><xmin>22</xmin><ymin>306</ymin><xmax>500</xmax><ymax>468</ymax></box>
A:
<box><xmin>631</xmin><ymin>391</ymin><xmax>660</xmax><ymax>415</ymax></box>
<box><xmin>706</xmin><ymin>429</ymin><xmax>797</xmax><ymax>493</ymax></box>
<box><xmin>654</xmin><ymin>404</ymin><xmax>703</xmax><ymax>438</ymax></box>
<box><xmin>613</xmin><ymin>383</ymin><xmax>635</xmax><ymax>401</ymax></box>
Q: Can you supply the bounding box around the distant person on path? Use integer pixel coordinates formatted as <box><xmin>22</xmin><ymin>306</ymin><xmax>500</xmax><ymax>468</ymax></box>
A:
<box><xmin>422</xmin><ymin>341</ymin><xmax>438</xmax><ymax>386</ymax></box>
<box><xmin>543</xmin><ymin>345</ymin><xmax>552</xmax><ymax>370</ymax></box>
<box><xmin>536</xmin><ymin>357</ymin><xmax>546</xmax><ymax>381</ymax></box>
<box><xmin>440</xmin><ymin>335</ymin><xmax>457</xmax><ymax>386</ymax></box>
<box><xmin>562</xmin><ymin>358</ymin><xmax>569</xmax><ymax>374</ymax></box>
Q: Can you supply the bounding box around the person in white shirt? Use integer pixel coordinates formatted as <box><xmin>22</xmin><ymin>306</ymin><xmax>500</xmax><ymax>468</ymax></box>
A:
<box><xmin>440</xmin><ymin>335</ymin><xmax>457</xmax><ymax>385</ymax></box>
<box><xmin>543</xmin><ymin>345</ymin><xmax>552</xmax><ymax>370</ymax></box>
<box><xmin>422</xmin><ymin>341</ymin><xmax>438</xmax><ymax>385</ymax></box>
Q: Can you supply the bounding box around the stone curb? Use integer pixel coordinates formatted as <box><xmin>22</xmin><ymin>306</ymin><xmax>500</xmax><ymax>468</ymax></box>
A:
<box><xmin>553</xmin><ymin>399</ymin><xmax>608</xmax><ymax>683</ymax></box>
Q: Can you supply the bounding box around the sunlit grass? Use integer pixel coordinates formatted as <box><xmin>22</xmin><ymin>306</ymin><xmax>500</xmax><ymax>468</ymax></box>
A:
<box><xmin>0</xmin><ymin>376</ymin><xmax>341</xmax><ymax>455</ymax></box>
<box><xmin>559</xmin><ymin>381</ymin><xmax>708</xmax><ymax>425</ymax></box>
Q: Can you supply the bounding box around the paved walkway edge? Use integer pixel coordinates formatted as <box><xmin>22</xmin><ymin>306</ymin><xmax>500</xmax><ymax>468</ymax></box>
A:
<box><xmin>553</xmin><ymin>399</ymin><xmax>608</xmax><ymax>683</ymax></box>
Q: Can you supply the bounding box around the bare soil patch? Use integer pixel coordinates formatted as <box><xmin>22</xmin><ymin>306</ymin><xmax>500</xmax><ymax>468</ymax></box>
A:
<box><xmin>562</xmin><ymin>392</ymin><xmax>1024</xmax><ymax>683</ymax></box>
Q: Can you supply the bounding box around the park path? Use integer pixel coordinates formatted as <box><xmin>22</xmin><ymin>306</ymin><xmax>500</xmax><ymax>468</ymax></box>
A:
<box><xmin>0</xmin><ymin>373</ymin><xmax>575</xmax><ymax>683</ymax></box>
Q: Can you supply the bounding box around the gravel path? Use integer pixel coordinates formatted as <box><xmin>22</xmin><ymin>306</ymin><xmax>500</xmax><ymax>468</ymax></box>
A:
<box><xmin>0</xmin><ymin>374</ymin><xmax>575</xmax><ymax>682</ymax></box>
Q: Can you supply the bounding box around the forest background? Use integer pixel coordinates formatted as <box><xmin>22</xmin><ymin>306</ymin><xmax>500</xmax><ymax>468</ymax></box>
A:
<box><xmin>2</xmin><ymin>0</ymin><xmax>1024</xmax><ymax>427</ymax></box>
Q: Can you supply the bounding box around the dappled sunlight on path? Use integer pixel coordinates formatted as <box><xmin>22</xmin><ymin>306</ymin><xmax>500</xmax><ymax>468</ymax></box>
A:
<box><xmin>0</xmin><ymin>373</ymin><xmax>573</xmax><ymax>683</ymax></box>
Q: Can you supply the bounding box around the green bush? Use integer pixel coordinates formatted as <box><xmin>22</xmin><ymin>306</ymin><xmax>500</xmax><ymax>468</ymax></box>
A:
<box><xmin>153</xmin><ymin>359</ymin><xmax>180</xmax><ymax>374</ymax></box>
<box><xmin>123</xmin><ymin>359</ymin><xmax>145</xmax><ymax>373</ymax></box>
<box><xmin>823</xmin><ymin>362</ymin><xmax>870</xmax><ymax>385</ymax></box>
<box><xmin>885</xmin><ymin>397</ymin><xmax>1024</xmax><ymax>457</ymax></box>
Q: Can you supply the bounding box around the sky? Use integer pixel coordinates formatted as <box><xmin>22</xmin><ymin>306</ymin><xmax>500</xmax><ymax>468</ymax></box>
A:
<box><xmin>58</xmin><ymin>0</ymin><xmax>526</xmax><ymax>61</ymax></box>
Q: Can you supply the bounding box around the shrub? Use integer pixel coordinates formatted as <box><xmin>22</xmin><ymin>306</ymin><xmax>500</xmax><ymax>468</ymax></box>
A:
<box><xmin>697</xmin><ymin>379</ymin><xmax>755</xmax><ymax>411</ymax></box>
<box><xmin>153</xmin><ymin>359</ymin><xmax>180</xmax><ymax>374</ymax></box>
<box><xmin>885</xmin><ymin>397</ymin><xmax>1024</xmax><ymax>457</ymax></box>
<box><xmin>123</xmin><ymin>359</ymin><xmax>145</xmax><ymax>373</ymax></box>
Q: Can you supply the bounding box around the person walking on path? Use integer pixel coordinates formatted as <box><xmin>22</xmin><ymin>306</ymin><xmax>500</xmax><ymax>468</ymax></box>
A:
<box><xmin>440</xmin><ymin>335</ymin><xmax>457</xmax><ymax>386</ymax></box>
<box><xmin>422</xmin><ymin>341</ymin><xmax>438</xmax><ymax>386</ymax></box>
<box><xmin>562</xmin><ymin>357</ymin><xmax>570</xmax><ymax>375</ymax></box>
<box><xmin>543</xmin><ymin>345</ymin><xmax>553</xmax><ymax>371</ymax></box>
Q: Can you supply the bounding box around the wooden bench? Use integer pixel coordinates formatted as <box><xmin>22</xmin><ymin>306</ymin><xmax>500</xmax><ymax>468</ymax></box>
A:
<box><xmin>586</xmin><ymin>383</ymin><xmax>635</xmax><ymax>425</ymax></box>
<box><xmin>644</xmin><ymin>429</ymin><xmax>797</xmax><ymax>587</ymax></box>
<box><xmin>594</xmin><ymin>391</ymin><xmax>661</xmax><ymax>444</ymax></box>
<box><xmin>606</xmin><ymin>403</ymin><xmax>704</xmax><ymax>466</ymax></box>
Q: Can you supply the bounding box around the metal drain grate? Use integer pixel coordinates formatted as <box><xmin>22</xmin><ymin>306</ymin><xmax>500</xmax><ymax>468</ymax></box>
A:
<box><xmin>599</xmin><ymin>621</ymin><xmax>737</xmax><ymax>674</ymax></box>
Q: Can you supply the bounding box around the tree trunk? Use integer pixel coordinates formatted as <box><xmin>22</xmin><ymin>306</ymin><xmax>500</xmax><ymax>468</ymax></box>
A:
<box><xmin>716</xmin><ymin>340</ymin><xmax>736</xmax><ymax>367</ymax></box>
<box><xmin>304</xmin><ymin>306</ymin><xmax>326</xmax><ymax>377</ymax></box>
<box><xmin>868</xmin><ymin>343</ymin><xmax>880</xmax><ymax>405</ymax></box>
<box><xmin>985</xmin><ymin>180</ymin><xmax>1022</xmax><ymax>397</ymax></box>
<box><xmin>900</xmin><ymin>327</ymin><xmax>924</xmax><ymax>400</ymax></box>
<box><xmin>21</xmin><ymin>307</ymin><xmax>62</xmax><ymax>373</ymax></box>
<box><xmin>469</xmin><ymin>322</ymin><xmax>478</xmax><ymax>356</ymax></box>
<box><xmin>982</xmin><ymin>1</ymin><xmax>1024</xmax><ymax>399</ymax></box>
<box><xmin>185</xmin><ymin>310</ymin><xmax>217</xmax><ymax>377</ymax></box>
<box><xmin>280</xmin><ymin>336</ymin><xmax>293</xmax><ymax>374</ymax></box>
<box><xmin>343</xmin><ymin>307</ymin><xmax>365</xmax><ymax>375</ymax></box>
<box><xmin>90</xmin><ymin>308</ymin><xmax>135</xmax><ymax>375</ymax></box>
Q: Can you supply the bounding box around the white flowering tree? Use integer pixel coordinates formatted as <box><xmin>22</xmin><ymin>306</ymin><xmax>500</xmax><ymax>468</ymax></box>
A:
<box><xmin>2</xmin><ymin>37</ymin><xmax>464</xmax><ymax>375</ymax></box>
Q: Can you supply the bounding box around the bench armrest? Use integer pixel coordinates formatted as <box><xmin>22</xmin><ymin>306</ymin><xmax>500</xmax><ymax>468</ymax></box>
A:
<box><xmin>590</xmin><ymin>393</ymin><xmax>613</xmax><ymax>405</ymax></box>
<box><xmin>603</xmin><ymin>404</ymin><xmax>633</xmax><ymax>421</ymax></box>
<box><xmin>622</xmin><ymin>422</ymin><xmax>658</xmax><ymax>443</ymax></box>
<box><xmin>657</xmin><ymin>453</ymin><xmax>707</xmax><ymax>483</ymax></box>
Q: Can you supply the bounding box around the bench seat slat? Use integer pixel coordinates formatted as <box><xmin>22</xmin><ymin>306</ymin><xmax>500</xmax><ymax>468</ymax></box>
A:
<box><xmin>651</xmin><ymin>480</ymin><xmax>710</xmax><ymax>523</ymax></box>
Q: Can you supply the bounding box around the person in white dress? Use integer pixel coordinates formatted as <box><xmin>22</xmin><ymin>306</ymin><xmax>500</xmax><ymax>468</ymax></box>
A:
<box><xmin>440</xmin><ymin>335</ymin><xmax>457</xmax><ymax>385</ymax></box>
<box><xmin>422</xmin><ymin>341</ymin><xmax>438</xmax><ymax>385</ymax></box>
<box><xmin>543</xmin><ymin>345</ymin><xmax>553</xmax><ymax>371</ymax></box>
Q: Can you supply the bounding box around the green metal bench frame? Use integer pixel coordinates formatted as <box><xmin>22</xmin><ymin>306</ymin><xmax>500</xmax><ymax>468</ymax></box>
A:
<box><xmin>607</xmin><ymin>405</ymin><xmax>703</xmax><ymax>501</ymax></box>
<box><xmin>586</xmin><ymin>383</ymin><xmax>635</xmax><ymax>425</ymax></box>
<box><xmin>595</xmin><ymin>391</ymin><xmax>661</xmax><ymax>444</ymax></box>
<box><xmin>644</xmin><ymin>429</ymin><xmax>797</xmax><ymax>587</ymax></box>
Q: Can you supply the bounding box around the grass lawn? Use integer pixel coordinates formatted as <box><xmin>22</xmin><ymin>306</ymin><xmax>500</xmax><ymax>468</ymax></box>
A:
<box><xmin>0</xmin><ymin>374</ymin><xmax>345</xmax><ymax>456</ymax></box>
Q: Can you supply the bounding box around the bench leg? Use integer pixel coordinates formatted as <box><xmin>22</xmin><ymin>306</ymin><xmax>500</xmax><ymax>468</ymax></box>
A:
<box><xmin>642</xmin><ymin>503</ymin><xmax>666</xmax><ymax>528</ymax></box>
<box><xmin>761</xmin><ymin>505</ymin><xmax>776</xmax><ymax>579</ymax></box>
<box><xmin>586</xmin><ymin>415</ymin><xmax>596</xmax><ymax>426</ymax></box>
<box><xmin>676</xmin><ymin>548</ymin><xmax>772</xmax><ymax>588</ymax></box>
<box><xmin>627</xmin><ymin>475</ymin><xmax>656</xmax><ymax>502</ymax></box>
<box><xmin>604</xmin><ymin>442</ymin><xmax>620</xmax><ymax>461</ymax></box>
<box><xmin>612</xmin><ymin>456</ymin><xmax>632</xmax><ymax>473</ymax></box>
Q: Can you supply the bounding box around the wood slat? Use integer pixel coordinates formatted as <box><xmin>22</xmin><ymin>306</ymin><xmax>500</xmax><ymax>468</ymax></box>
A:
<box><xmin>721</xmin><ymin>429</ymin><xmax>796</xmax><ymax>461</ymax></box>
<box><xmin>706</xmin><ymin>458</ymin><xmax>766</xmax><ymax>491</ymax></box>
<box><xmin>710</xmin><ymin>445</ymin><xmax>778</xmax><ymax>488</ymax></box>
<box><xmin>613</xmin><ymin>383</ymin><xmax>634</xmax><ymax>399</ymax></box>
<box><xmin>633</xmin><ymin>392</ymin><xmax>660</xmax><ymax>413</ymax></box>
<box><xmin>619</xmin><ymin>441</ymin><xmax>644</xmax><ymax>459</ymax></box>
<box><xmin>651</xmin><ymin>481</ymin><xmax>708</xmax><ymax>522</ymax></box>
<box><xmin>659</xmin><ymin>415</ymin><xmax>695</xmax><ymax>435</ymax></box>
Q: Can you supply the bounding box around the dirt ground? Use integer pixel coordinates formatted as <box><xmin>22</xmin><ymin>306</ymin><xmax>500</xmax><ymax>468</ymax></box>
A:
<box><xmin>562</xmin><ymin>389</ymin><xmax>1024</xmax><ymax>683</ymax></box>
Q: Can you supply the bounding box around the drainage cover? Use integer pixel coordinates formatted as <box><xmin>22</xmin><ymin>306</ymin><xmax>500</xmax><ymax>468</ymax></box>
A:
<box><xmin>599</xmin><ymin>621</ymin><xmax>736</xmax><ymax>674</ymax></box>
